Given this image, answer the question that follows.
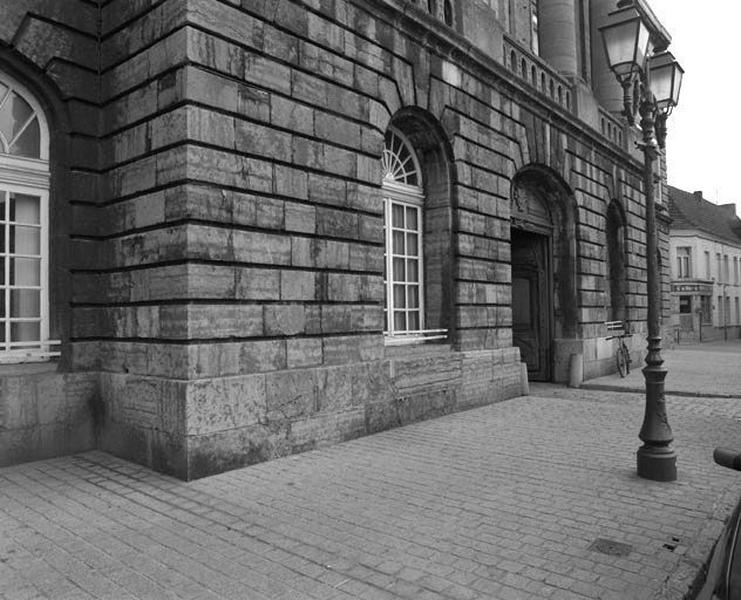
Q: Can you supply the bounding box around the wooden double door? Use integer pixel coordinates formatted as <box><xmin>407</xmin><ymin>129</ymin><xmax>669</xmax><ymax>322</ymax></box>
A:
<box><xmin>511</xmin><ymin>228</ymin><xmax>552</xmax><ymax>381</ymax></box>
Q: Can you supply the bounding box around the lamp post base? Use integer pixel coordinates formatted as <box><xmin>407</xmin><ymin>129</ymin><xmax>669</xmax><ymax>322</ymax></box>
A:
<box><xmin>637</xmin><ymin>444</ymin><xmax>677</xmax><ymax>481</ymax></box>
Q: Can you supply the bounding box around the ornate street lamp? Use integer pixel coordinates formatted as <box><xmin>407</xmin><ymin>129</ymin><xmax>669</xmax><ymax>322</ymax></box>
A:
<box><xmin>600</xmin><ymin>6</ymin><xmax>684</xmax><ymax>482</ymax></box>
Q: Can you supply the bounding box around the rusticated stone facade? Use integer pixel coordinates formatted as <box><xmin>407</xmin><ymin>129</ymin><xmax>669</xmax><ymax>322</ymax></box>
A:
<box><xmin>0</xmin><ymin>0</ymin><xmax>674</xmax><ymax>478</ymax></box>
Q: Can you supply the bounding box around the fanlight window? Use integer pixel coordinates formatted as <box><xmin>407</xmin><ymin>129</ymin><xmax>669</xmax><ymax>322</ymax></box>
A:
<box><xmin>382</xmin><ymin>129</ymin><xmax>421</xmax><ymax>188</ymax></box>
<box><xmin>0</xmin><ymin>82</ymin><xmax>42</xmax><ymax>159</ymax></box>
<box><xmin>0</xmin><ymin>74</ymin><xmax>55</xmax><ymax>363</ymax></box>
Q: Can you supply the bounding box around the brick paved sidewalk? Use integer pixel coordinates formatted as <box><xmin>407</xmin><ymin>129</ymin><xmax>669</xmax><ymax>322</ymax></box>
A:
<box><xmin>583</xmin><ymin>339</ymin><xmax>741</xmax><ymax>398</ymax></box>
<box><xmin>2</xmin><ymin>388</ymin><xmax>741</xmax><ymax>600</ymax></box>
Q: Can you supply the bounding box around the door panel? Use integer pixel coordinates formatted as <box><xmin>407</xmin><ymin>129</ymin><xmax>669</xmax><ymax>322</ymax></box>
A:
<box><xmin>512</xmin><ymin>229</ymin><xmax>551</xmax><ymax>381</ymax></box>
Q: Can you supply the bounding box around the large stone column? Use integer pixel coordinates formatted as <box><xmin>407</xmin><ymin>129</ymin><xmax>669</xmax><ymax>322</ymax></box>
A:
<box><xmin>538</xmin><ymin>0</ymin><xmax>578</xmax><ymax>75</ymax></box>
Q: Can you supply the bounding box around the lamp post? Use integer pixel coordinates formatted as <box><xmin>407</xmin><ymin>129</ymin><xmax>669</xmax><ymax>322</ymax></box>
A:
<box><xmin>600</xmin><ymin>5</ymin><xmax>684</xmax><ymax>482</ymax></box>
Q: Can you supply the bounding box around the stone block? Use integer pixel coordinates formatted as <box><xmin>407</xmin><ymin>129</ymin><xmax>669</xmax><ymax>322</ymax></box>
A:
<box><xmin>239</xmin><ymin>340</ymin><xmax>287</xmax><ymax>374</ymax></box>
<box><xmin>365</xmin><ymin>399</ymin><xmax>399</xmax><ymax>434</ymax></box>
<box><xmin>186</xmin><ymin>374</ymin><xmax>266</xmax><ymax>435</ymax></box>
<box><xmin>289</xmin><ymin>408</ymin><xmax>366</xmax><ymax>454</ymax></box>
<box><xmin>308</xmin><ymin>173</ymin><xmax>346</xmax><ymax>206</ymax></box>
<box><xmin>327</xmin><ymin>273</ymin><xmax>361</xmax><ymax>302</ymax></box>
<box><xmin>187</xmin><ymin>106</ymin><xmax>236</xmax><ymax>148</ymax></box>
<box><xmin>291</xmin><ymin>236</ymin><xmax>315</xmax><ymax>268</ymax></box>
<box><xmin>323</xmin><ymin>334</ymin><xmax>382</xmax><ymax>365</ymax></box>
<box><xmin>315</xmin><ymin>366</ymin><xmax>354</xmax><ymax>413</ymax></box>
<box><xmin>232</xmin><ymin>193</ymin><xmax>284</xmax><ymax>229</ymax></box>
<box><xmin>263</xmin><ymin>23</ymin><xmax>299</xmax><ymax>63</ymax></box>
<box><xmin>186</xmin><ymin>422</ymin><xmax>289</xmax><ymax>479</ymax></box>
<box><xmin>185</xmin><ymin>66</ymin><xmax>239</xmax><ymax>110</ymax></box>
<box><xmin>271</xmin><ymin>96</ymin><xmax>313</xmax><ymax>136</ymax></box>
<box><xmin>265</xmin><ymin>369</ymin><xmax>316</xmax><ymax>420</ymax></box>
<box><xmin>233</xmin><ymin>230</ymin><xmax>291</xmax><ymax>265</ymax></box>
<box><xmin>235</xmin><ymin>120</ymin><xmax>292</xmax><ymax>160</ymax></box>
<box><xmin>286</xmin><ymin>338</ymin><xmax>323</xmax><ymax>369</ymax></box>
<box><xmin>314</xmin><ymin>112</ymin><xmax>361</xmax><ymax>147</ymax></box>
<box><xmin>185</xmin><ymin>27</ymin><xmax>245</xmax><ymax>77</ymax></box>
<box><xmin>280</xmin><ymin>270</ymin><xmax>316</xmax><ymax>301</ymax></box>
<box><xmin>264</xmin><ymin>305</ymin><xmax>306</xmax><ymax>336</ymax></box>
<box><xmin>274</xmin><ymin>165</ymin><xmax>309</xmax><ymax>200</ymax></box>
<box><xmin>285</xmin><ymin>202</ymin><xmax>316</xmax><ymax>234</ymax></box>
<box><xmin>244</xmin><ymin>53</ymin><xmax>291</xmax><ymax>94</ymax></box>
<box><xmin>316</xmin><ymin>207</ymin><xmax>358</xmax><ymax>238</ymax></box>
<box><xmin>237</xmin><ymin>83</ymin><xmax>271</xmax><ymax>122</ymax></box>
<box><xmin>346</xmin><ymin>182</ymin><xmax>381</xmax><ymax>213</ymax></box>
<box><xmin>235</xmin><ymin>267</ymin><xmax>280</xmax><ymax>300</ymax></box>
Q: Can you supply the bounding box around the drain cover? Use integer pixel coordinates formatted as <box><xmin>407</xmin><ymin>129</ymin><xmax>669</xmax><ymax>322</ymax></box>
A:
<box><xmin>588</xmin><ymin>538</ymin><xmax>633</xmax><ymax>557</ymax></box>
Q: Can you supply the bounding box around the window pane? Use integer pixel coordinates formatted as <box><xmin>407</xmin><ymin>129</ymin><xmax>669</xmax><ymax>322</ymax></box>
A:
<box><xmin>406</xmin><ymin>206</ymin><xmax>418</xmax><ymax>230</ymax></box>
<box><xmin>0</xmin><ymin>91</ymin><xmax>33</xmax><ymax>144</ymax></box>
<box><xmin>10</xmin><ymin>289</ymin><xmax>40</xmax><ymax>318</ymax></box>
<box><xmin>0</xmin><ymin>292</ymin><xmax>4</xmax><ymax>316</ymax></box>
<box><xmin>11</xmin><ymin>257</ymin><xmax>40</xmax><ymax>286</ymax></box>
<box><xmin>0</xmin><ymin>321</ymin><xmax>4</xmax><ymax>342</ymax></box>
<box><xmin>407</xmin><ymin>259</ymin><xmax>418</xmax><ymax>283</ymax></box>
<box><xmin>406</xmin><ymin>233</ymin><xmax>418</xmax><ymax>256</ymax></box>
<box><xmin>9</xmin><ymin>117</ymin><xmax>40</xmax><ymax>158</ymax></box>
<box><xmin>408</xmin><ymin>311</ymin><xmax>420</xmax><ymax>331</ymax></box>
<box><xmin>408</xmin><ymin>286</ymin><xmax>419</xmax><ymax>309</ymax></box>
<box><xmin>393</xmin><ymin>311</ymin><xmax>406</xmax><ymax>331</ymax></box>
<box><xmin>392</xmin><ymin>203</ymin><xmax>404</xmax><ymax>228</ymax></box>
<box><xmin>0</xmin><ymin>190</ymin><xmax>5</xmax><ymax>220</ymax></box>
<box><xmin>11</xmin><ymin>321</ymin><xmax>39</xmax><ymax>343</ymax></box>
<box><xmin>392</xmin><ymin>231</ymin><xmax>404</xmax><ymax>254</ymax></box>
<box><xmin>393</xmin><ymin>257</ymin><xmax>405</xmax><ymax>282</ymax></box>
<box><xmin>393</xmin><ymin>284</ymin><xmax>406</xmax><ymax>309</ymax></box>
<box><xmin>11</xmin><ymin>194</ymin><xmax>40</xmax><ymax>224</ymax></box>
<box><xmin>10</xmin><ymin>226</ymin><xmax>40</xmax><ymax>255</ymax></box>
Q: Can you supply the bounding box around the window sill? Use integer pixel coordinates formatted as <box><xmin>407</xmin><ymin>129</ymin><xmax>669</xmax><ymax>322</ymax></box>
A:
<box><xmin>383</xmin><ymin>332</ymin><xmax>451</xmax><ymax>359</ymax></box>
<box><xmin>0</xmin><ymin>360</ymin><xmax>58</xmax><ymax>377</ymax></box>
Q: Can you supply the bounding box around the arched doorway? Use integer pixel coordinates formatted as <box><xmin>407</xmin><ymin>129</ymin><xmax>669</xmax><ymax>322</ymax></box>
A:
<box><xmin>510</xmin><ymin>166</ymin><xmax>577</xmax><ymax>382</ymax></box>
<box><xmin>511</xmin><ymin>182</ymin><xmax>553</xmax><ymax>381</ymax></box>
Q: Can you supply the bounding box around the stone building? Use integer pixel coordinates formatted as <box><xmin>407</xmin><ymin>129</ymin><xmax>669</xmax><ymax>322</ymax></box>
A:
<box><xmin>668</xmin><ymin>186</ymin><xmax>741</xmax><ymax>343</ymax></box>
<box><xmin>0</xmin><ymin>0</ymin><xmax>675</xmax><ymax>478</ymax></box>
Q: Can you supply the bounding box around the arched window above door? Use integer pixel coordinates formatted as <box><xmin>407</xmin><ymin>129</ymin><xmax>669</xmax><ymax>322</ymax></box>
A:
<box><xmin>0</xmin><ymin>72</ymin><xmax>55</xmax><ymax>363</ymax></box>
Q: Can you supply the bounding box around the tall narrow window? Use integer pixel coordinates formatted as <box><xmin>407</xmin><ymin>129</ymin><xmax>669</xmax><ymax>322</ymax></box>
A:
<box><xmin>676</xmin><ymin>247</ymin><xmax>691</xmax><ymax>279</ymax></box>
<box><xmin>705</xmin><ymin>251</ymin><xmax>711</xmax><ymax>279</ymax></box>
<box><xmin>0</xmin><ymin>73</ymin><xmax>54</xmax><ymax>363</ymax></box>
<box><xmin>717</xmin><ymin>253</ymin><xmax>722</xmax><ymax>282</ymax></box>
<box><xmin>382</xmin><ymin>128</ymin><xmax>424</xmax><ymax>338</ymax></box>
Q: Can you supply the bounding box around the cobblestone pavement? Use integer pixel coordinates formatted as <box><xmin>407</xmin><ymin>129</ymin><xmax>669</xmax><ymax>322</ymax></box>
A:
<box><xmin>3</xmin><ymin>387</ymin><xmax>741</xmax><ymax>600</ymax></box>
<box><xmin>583</xmin><ymin>339</ymin><xmax>741</xmax><ymax>398</ymax></box>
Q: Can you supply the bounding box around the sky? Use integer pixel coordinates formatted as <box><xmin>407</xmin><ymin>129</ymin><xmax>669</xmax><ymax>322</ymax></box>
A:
<box><xmin>646</xmin><ymin>1</ymin><xmax>741</xmax><ymax>216</ymax></box>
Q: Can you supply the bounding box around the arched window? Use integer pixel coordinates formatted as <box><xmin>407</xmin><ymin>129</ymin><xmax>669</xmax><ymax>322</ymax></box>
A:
<box><xmin>382</xmin><ymin>127</ymin><xmax>425</xmax><ymax>337</ymax></box>
<box><xmin>0</xmin><ymin>73</ymin><xmax>53</xmax><ymax>363</ymax></box>
<box><xmin>606</xmin><ymin>201</ymin><xmax>628</xmax><ymax>324</ymax></box>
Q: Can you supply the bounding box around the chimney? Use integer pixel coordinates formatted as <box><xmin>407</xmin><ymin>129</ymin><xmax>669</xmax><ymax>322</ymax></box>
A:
<box><xmin>719</xmin><ymin>204</ymin><xmax>738</xmax><ymax>218</ymax></box>
<box><xmin>693</xmin><ymin>191</ymin><xmax>703</xmax><ymax>202</ymax></box>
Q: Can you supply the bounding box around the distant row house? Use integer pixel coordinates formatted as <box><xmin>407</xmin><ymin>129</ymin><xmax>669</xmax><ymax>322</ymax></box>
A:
<box><xmin>669</xmin><ymin>186</ymin><xmax>741</xmax><ymax>342</ymax></box>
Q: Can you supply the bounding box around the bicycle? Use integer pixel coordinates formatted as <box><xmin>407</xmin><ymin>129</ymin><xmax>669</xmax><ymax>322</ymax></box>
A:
<box><xmin>605</xmin><ymin>320</ymin><xmax>632</xmax><ymax>378</ymax></box>
<box><xmin>695</xmin><ymin>448</ymin><xmax>741</xmax><ymax>599</ymax></box>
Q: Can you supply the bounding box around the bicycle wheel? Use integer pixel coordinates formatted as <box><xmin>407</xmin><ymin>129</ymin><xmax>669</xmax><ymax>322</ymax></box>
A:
<box><xmin>623</xmin><ymin>345</ymin><xmax>630</xmax><ymax>375</ymax></box>
<box><xmin>616</xmin><ymin>344</ymin><xmax>628</xmax><ymax>378</ymax></box>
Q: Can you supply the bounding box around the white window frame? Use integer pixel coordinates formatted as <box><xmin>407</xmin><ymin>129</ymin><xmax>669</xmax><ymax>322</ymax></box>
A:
<box><xmin>0</xmin><ymin>72</ymin><xmax>57</xmax><ymax>363</ymax></box>
<box><xmin>381</xmin><ymin>127</ymin><xmax>446</xmax><ymax>345</ymax></box>
<box><xmin>676</xmin><ymin>247</ymin><xmax>691</xmax><ymax>279</ymax></box>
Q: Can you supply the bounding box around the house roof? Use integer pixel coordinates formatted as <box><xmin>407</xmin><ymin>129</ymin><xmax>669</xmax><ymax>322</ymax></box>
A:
<box><xmin>668</xmin><ymin>185</ymin><xmax>741</xmax><ymax>245</ymax></box>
